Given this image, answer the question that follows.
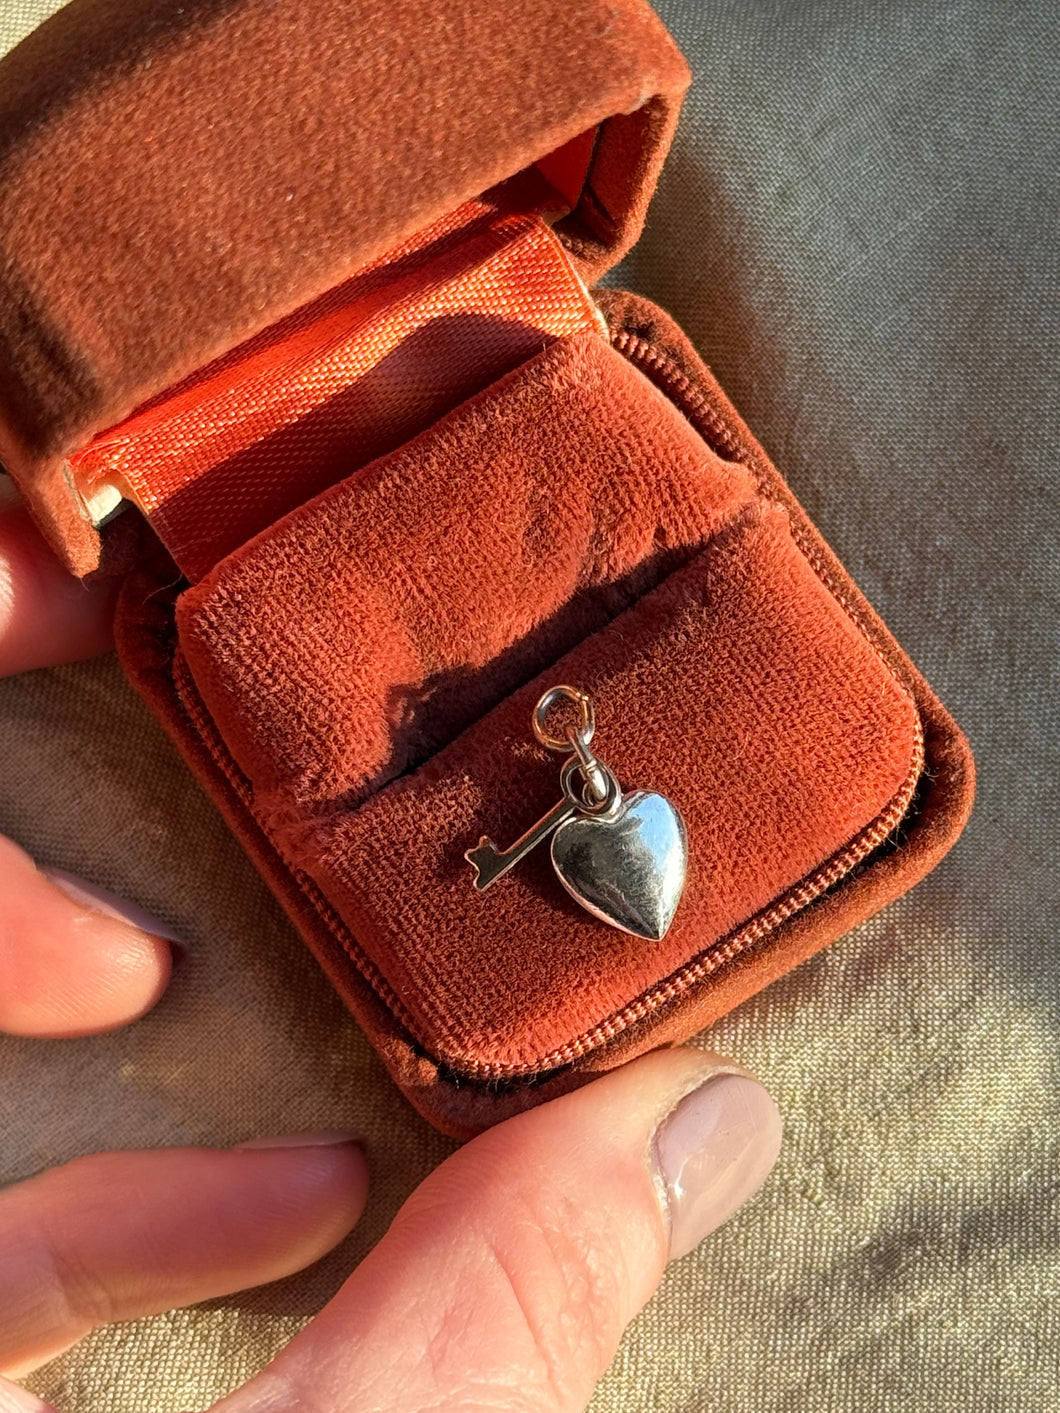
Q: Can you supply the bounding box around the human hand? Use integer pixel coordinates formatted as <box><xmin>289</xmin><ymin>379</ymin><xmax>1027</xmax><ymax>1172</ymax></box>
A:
<box><xmin>0</xmin><ymin>486</ymin><xmax>783</xmax><ymax>1412</ymax></box>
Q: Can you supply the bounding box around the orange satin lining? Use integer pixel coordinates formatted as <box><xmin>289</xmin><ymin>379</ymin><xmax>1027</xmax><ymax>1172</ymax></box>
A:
<box><xmin>71</xmin><ymin>198</ymin><xmax>603</xmax><ymax>580</ymax></box>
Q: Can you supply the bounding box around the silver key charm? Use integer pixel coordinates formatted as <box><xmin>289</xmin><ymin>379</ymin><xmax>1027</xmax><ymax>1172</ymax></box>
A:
<box><xmin>465</xmin><ymin>685</ymin><xmax>688</xmax><ymax>941</ymax></box>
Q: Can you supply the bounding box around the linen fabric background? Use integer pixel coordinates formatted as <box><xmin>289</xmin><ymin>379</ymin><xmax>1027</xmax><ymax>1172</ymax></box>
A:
<box><xmin>1</xmin><ymin>0</ymin><xmax>1057</xmax><ymax>1408</ymax></box>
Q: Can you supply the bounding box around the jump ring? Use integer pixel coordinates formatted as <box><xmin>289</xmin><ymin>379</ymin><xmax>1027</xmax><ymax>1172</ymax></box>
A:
<box><xmin>532</xmin><ymin>684</ymin><xmax>596</xmax><ymax>754</ymax></box>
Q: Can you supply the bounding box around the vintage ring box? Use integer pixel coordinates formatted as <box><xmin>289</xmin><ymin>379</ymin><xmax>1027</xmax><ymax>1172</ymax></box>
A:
<box><xmin>0</xmin><ymin>0</ymin><xmax>974</xmax><ymax>1136</ymax></box>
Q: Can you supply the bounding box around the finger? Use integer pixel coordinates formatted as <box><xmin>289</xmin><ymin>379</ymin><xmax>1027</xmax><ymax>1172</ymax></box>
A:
<box><xmin>0</xmin><ymin>1377</ymin><xmax>55</xmax><ymax>1411</ymax></box>
<box><xmin>0</xmin><ymin>836</ymin><xmax>176</xmax><ymax>1037</ymax></box>
<box><xmin>0</xmin><ymin>1136</ymin><xmax>368</xmax><ymax>1379</ymax></box>
<box><xmin>0</xmin><ymin>479</ymin><xmax>116</xmax><ymax>677</ymax></box>
<box><xmin>214</xmin><ymin>1048</ymin><xmax>783</xmax><ymax>1413</ymax></box>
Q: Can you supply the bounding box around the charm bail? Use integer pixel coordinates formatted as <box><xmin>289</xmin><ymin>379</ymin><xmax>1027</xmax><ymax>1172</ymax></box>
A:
<box><xmin>464</xmin><ymin>684</ymin><xmax>688</xmax><ymax>940</ymax></box>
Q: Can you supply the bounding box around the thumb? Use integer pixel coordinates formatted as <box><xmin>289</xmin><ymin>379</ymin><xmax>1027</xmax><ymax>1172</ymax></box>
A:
<box><xmin>214</xmin><ymin>1048</ymin><xmax>783</xmax><ymax>1413</ymax></box>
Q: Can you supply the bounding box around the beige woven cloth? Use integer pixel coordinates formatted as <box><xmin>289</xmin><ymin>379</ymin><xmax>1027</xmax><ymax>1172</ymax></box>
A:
<box><xmin>2</xmin><ymin>0</ymin><xmax>1058</xmax><ymax>1409</ymax></box>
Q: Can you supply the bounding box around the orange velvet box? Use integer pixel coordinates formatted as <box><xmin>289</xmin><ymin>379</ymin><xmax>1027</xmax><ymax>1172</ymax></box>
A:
<box><xmin>0</xmin><ymin>0</ymin><xmax>973</xmax><ymax>1135</ymax></box>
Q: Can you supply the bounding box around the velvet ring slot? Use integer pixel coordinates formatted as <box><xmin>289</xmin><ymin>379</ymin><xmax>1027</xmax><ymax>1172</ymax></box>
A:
<box><xmin>166</xmin><ymin>331</ymin><xmax>922</xmax><ymax>1080</ymax></box>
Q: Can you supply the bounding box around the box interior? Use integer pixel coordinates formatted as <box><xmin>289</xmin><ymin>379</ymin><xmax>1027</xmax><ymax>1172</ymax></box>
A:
<box><xmin>169</xmin><ymin>330</ymin><xmax>923</xmax><ymax>1076</ymax></box>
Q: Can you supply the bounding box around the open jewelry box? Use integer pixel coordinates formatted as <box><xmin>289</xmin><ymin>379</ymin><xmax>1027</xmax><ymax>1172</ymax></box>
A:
<box><xmin>0</xmin><ymin>0</ymin><xmax>974</xmax><ymax>1135</ymax></box>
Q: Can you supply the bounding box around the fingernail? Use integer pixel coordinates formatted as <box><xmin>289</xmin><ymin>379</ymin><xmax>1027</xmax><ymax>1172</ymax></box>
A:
<box><xmin>234</xmin><ymin>1130</ymin><xmax>363</xmax><ymax>1150</ymax></box>
<box><xmin>42</xmin><ymin>868</ymin><xmax>185</xmax><ymax>948</ymax></box>
<box><xmin>654</xmin><ymin>1072</ymin><xmax>783</xmax><ymax>1260</ymax></box>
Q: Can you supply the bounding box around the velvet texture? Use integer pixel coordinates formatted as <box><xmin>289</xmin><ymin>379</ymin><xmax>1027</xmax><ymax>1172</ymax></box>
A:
<box><xmin>114</xmin><ymin>300</ymin><xmax>973</xmax><ymax>1133</ymax></box>
<box><xmin>0</xmin><ymin>0</ymin><xmax>688</xmax><ymax>574</ymax></box>
<box><xmin>175</xmin><ymin>333</ymin><xmax>759</xmax><ymax>817</ymax></box>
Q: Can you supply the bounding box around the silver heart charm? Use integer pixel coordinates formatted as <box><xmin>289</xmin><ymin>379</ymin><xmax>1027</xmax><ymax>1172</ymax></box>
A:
<box><xmin>551</xmin><ymin>789</ymin><xmax>688</xmax><ymax>940</ymax></box>
<box><xmin>464</xmin><ymin>685</ymin><xmax>689</xmax><ymax>940</ymax></box>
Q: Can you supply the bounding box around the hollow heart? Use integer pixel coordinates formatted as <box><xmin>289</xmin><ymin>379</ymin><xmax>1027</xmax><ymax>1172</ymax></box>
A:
<box><xmin>550</xmin><ymin>790</ymin><xmax>688</xmax><ymax>940</ymax></box>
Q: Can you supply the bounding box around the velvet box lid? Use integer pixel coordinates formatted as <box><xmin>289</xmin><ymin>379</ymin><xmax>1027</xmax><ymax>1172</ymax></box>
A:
<box><xmin>0</xmin><ymin>0</ymin><xmax>689</xmax><ymax>574</ymax></box>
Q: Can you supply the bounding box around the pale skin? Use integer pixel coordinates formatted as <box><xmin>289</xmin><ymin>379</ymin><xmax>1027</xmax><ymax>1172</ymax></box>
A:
<box><xmin>0</xmin><ymin>478</ymin><xmax>783</xmax><ymax>1413</ymax></box>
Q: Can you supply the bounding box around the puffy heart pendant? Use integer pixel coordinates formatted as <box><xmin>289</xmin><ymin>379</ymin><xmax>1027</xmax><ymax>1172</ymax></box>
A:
<box><xmin>464</xmin><ymin>685</ymin><xmax>688</xmax><ymax>940</ymax></box>
<box><xmin>551</xmin><ymin>790</ymin><xmax>688</xmax><ymax>940</ymax></box>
